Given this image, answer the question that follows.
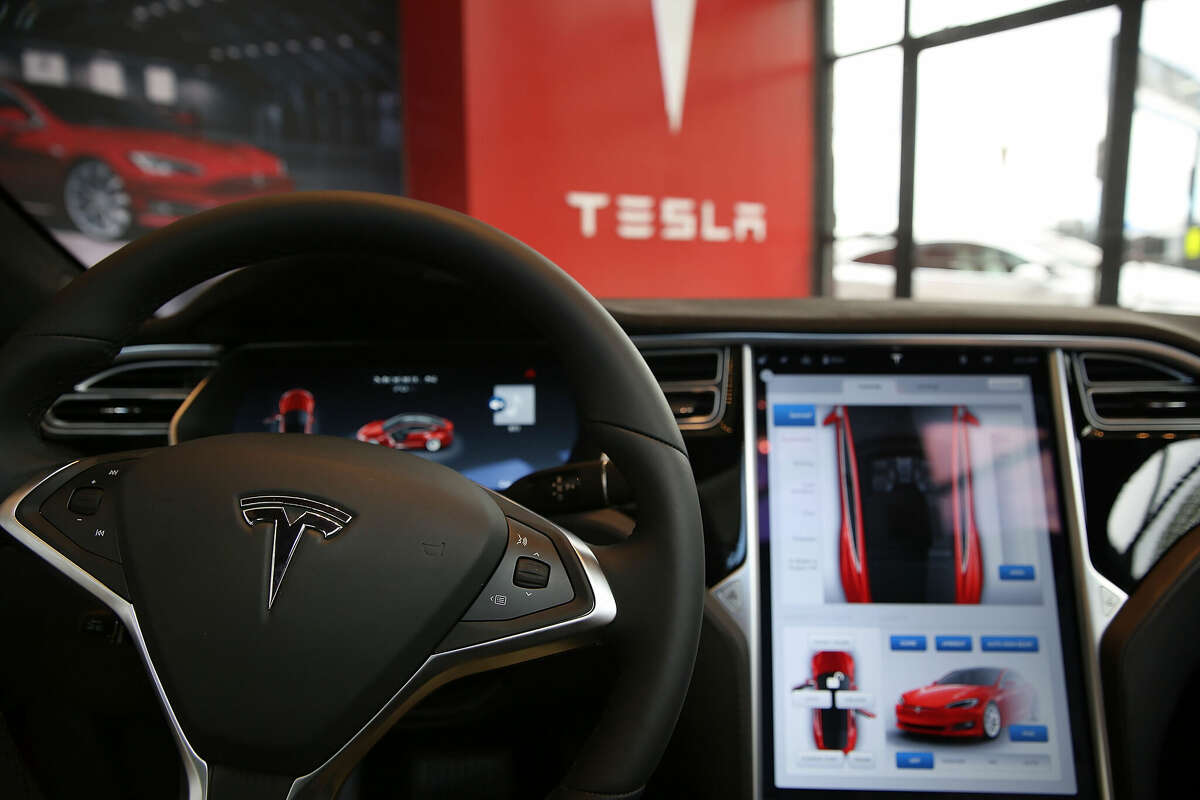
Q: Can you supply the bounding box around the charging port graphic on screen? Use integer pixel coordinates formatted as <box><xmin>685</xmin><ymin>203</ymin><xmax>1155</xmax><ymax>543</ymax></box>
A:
<box><xmin>490</xmin><ymin>385</ymin><xmax>536</xmax><ymax>427</ymax></box>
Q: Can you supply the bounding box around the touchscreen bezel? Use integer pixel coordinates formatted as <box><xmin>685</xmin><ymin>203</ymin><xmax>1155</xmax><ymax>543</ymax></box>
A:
<box><xmin>753</xmin><ymin>345</ymin><xmax>1100</xmax><ymax>800</ymax></box>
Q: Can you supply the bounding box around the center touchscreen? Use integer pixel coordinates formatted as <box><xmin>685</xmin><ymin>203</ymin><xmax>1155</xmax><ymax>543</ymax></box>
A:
<box><xmin>759</xmin><ymin>354</ymin><xmax>1079</xmax><ymax>795</ymax></box>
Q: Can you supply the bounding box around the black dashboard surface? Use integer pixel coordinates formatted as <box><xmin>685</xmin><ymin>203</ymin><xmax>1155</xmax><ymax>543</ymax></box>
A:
<box><xmin>134</xmin><ymin>257</ymin><xmax>1200</xmax><ymax>349</ymax></box>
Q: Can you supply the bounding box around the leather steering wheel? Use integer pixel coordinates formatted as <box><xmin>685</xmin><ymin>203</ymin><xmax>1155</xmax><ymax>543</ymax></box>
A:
<box><xmin>0</xmin><ymin>192</ymin><xmax>705</xmax><ymax>799</ymax></box>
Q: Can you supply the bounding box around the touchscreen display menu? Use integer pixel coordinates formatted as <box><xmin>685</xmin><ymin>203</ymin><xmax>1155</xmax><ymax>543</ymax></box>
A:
<box><xmin>761</xmin><ymin>362</ymin><xmax>1079</xmax><ymax>795</ymax></box>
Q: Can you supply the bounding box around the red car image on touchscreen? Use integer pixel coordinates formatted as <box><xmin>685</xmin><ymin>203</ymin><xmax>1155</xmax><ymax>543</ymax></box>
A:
<box><xmin>825</xmin><ymin>404</ymin><xmax>984</xmax><ymax>604</ymax></box>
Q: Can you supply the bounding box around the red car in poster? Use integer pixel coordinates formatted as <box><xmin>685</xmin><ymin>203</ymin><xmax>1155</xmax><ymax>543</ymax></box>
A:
<box><xmin>824</xmin><ymin>404</ymin><xmax>983</xmax><ymax>604</ymax></box>
<box><xmin>0</xmin><ymin>80</ymin><xmax>291</xmax><ymax>241</ymax></box>
<box><xmin>896</xmin><ymin>667</ymin><xmax>1036</xmax><ymax>740</ymax></box>
<box><xmin>356</xmin><ymin>413</ymin><xmax>454</xmax><ymax>452</ymax></box>
<box><xmin>268</xmin><ymin>389</ymin><xmax>315</xmax><ymax>434</ymax></box>
<box><xmin>791</xmin><ymin>651</ymin><xmax>874</xmax><ymax>752</ymax></box>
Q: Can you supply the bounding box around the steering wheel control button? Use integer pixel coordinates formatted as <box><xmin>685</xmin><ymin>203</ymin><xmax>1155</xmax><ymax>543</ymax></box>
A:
<box><xmin>513</xmin><ymin>556</ymin><xmax>551</xmax><ymax>589</ymax></box>
<box><xmin>462</xmin><ymin>520</ymin><xmax>575</xmax><ymax>621</ymax></box>
<box><xmin>67</xmin><ymin>487</ymin><xmax>104</xmax><ymax>515</ymax></box>
<box><xmin>40</xmin><ymin>461</ymin><xmax>133</xmax><ymax>563</ymax></box>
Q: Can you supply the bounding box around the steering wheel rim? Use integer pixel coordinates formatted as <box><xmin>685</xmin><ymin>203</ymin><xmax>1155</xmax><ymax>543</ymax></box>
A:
<box><xmin>0</xmin><ymin>192</ymin><xmax>705</xmax><ymax>799</ymax></box>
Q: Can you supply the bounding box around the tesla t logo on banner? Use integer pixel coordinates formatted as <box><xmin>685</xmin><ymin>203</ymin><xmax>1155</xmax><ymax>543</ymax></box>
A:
<box><xmin>566</xmin><ymin>192</ymin><xmax>765</xmax><ymax>242</ymax></box>
<box><xmin>563</xmin><ymin>3</ymin><xmax>764</xmax><ymax>245</ymax></box>
<box><xmin>455</xmin><ymin>0</ymin><xmax>813</xmax><ymax>296</ymax></box>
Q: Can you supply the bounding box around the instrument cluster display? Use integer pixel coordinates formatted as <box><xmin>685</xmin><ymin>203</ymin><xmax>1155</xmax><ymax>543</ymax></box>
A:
<box><xmin>179</xmin><ymin>345</ymin><xmax>578</xmax><ymax>491</ymax></box>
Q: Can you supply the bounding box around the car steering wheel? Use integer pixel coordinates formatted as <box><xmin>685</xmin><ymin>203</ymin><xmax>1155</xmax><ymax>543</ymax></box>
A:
<box><xmin>0</xmin><ymin>192</ymin><xmax>705</xmax><ymax>799</ymax></box>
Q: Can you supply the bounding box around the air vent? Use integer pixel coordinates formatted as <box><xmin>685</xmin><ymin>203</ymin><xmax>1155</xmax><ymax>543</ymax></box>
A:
<box><xmin>1074</xmin><ymin>351</ymin><xmax>1200</xmax><ymax>430</ymax></box>
<box><xmin>1078</xmin><ymin>353</ymin><xmax>1193</xmax><ymax>385</ymax></box>
<box><xmin>1090</xmin><ymin>388</ymin><xmax>1200</xmax><ymax>421</ymax></box>
<box><xmin>43</xmin><ymin>354</ymin><xmax>217</xmax><ymax>440</ymax></box>
<box><xmin>664</xmin><ymin>388</ymin><xmax>718</xmax><ymax>420</ymax></box>
<box><xmin>50</xmin><ymin>397</ymin><xmax>187</xmax><ymax>424</ymax></box>
<box><xmin>640</xmin><ymin>347</ymin><xmax>729</xmax><ymax>430</ymax></box>
<box><xmin>643</xmin><ymin>350</ymin><xmax>722</xmax><ymax>384</ymax></box>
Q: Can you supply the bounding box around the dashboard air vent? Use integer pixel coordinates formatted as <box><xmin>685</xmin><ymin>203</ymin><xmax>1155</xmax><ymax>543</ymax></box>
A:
<box><xmin>1078</xmin><ymin>353</ymin><xmax>1193</xmax><ymax>385</ymax></box>
<box><xmin>640</xmin><ymin>347</ymin><xmax>729</xmax><ymax>430</ymax></box>
<box><xmin>42</xmin><ymin>352</ymin><xmax>217</xmax><ymax>440</ymax></box>
<box><xmin>1090</xmin><ymin>389</ymin><xmax>1200</xmax><ymax>421</ymax></box>
<box><xmin>643</xmin><ymin>350</ymin><xmax>722</xmax><ymax>384</ymax></box>
<box><xmin>1074</xmin><ymin>351</ymin><xmax>1200</xmax><ymax>430</ymax></box>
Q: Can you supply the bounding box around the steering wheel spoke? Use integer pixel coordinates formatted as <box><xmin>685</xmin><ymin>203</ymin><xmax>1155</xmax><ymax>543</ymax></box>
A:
<box><xmin>2</xmin><ymin>451</ymin><xmax>157</xmax><ymax>602</ymax></box>
<box><xmin>0</xmin><ymin>451</ymin><xmax>207</xmax><ymax>796</ymax></box>
<box><xmin>284</xmin><ymin>497</ymin><xmax>618</xmax><ymax>799</ymax></box>
<box><xmin>436</xmin><ymin>491</ymin><xmax>615</xmax><ymax>651</ymax></box>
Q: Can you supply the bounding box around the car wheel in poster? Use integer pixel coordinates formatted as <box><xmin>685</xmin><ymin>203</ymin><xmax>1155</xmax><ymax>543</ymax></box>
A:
<box><xmin>63</xmin><ymin>158</ymin><xmax>132</xmax><ymax>240</ymax></box>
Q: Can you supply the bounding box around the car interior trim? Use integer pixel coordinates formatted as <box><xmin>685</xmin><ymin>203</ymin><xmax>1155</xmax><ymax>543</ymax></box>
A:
<box><xmin>692</xmin><ymin>345</ymin><xmax>760</xmax><ymax>797</ymax></box>
<box><xmin>108</xmin><ymin>343</ymin><xmax>224</xmax><ymax>362</ymax></box>
<box><xmin>632</xmin><ymin>333</ymin><xmax>1200</xmax><ymax>379</ymax></box>
<box><xmin>167</xmin><ymin>375</ymin><xmax>208</xmax><ymax>446</ymax></box>
<box><xmin>1050</xmin><ymin>349</ymin><xmax>1123</xmax><ymax>800</ymax></box>
<box><xmin>73</xmin><ymin>358</ymin><xmax>220</xmax><ymax>392</ymax></box>
<box><xmin>739</xmin><ymin>344</ymin><xmax>764</xmax><ymax>800</ymax></box>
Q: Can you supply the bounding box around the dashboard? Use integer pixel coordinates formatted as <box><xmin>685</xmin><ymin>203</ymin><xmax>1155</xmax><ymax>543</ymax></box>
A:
<box><xmin>31</xmin><ymin>294</ymin><xmax>1200</xmax><ymax>800</ymax></box>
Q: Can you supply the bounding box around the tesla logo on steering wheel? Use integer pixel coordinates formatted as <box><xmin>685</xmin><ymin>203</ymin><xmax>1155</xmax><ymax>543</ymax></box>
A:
<box><xmin>239</xmin><ymin>494</ymin><xmax>353</xmax><ymax>609</ymax></box>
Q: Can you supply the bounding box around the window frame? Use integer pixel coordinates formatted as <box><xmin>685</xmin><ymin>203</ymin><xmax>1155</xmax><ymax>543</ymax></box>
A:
<box><xmin>815</xmin><ymin>0</ymin><xmax>1145</xmax><ymax>303</ymax></box>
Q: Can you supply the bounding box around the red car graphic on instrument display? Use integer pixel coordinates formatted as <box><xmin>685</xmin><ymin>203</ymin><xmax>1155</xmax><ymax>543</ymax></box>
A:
<box><xmin>791</xmin><ymin>651</ymin><xmax>874</xmax><ymax>752</ymax></box>
<box><xmin>268</xmin><ymin>388</ymin><xmax>315</xmax><ymax>434</ymax></box>
<box><xmin>356</xmin><ymin>413</ymin><xmax>454</xmax><ymax>452</ymax></box>
<box><xmin>896</xmin><ymin>667</ymin><xmax>1035</xmax><ymax>740</ymax></box>
<box><xmin>824</xmin><ymin>404</ymin><xmax>983</xmax><ymax>604</ymax></box>
<box><xmin>0</xmin><ymin>80</ymin><xmax>292</xmax><ymax>241</ymax></box>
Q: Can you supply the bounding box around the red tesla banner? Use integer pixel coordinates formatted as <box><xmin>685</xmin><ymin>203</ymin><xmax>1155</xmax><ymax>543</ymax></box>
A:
<box><xmin>406</xmin><ymin>0</ymin><xmax>815</xmax><ymax>298</ymax></box>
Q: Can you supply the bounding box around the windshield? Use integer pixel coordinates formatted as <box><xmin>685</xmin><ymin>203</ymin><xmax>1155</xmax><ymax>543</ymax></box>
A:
<box><xmin>0</xmin><ymin>0</ymin><xmax>1197</xmax><ymax>313</ymax></box>
<box><xmin>935</xmin><ymin>668</ymin><xmax>1003</xmax><ymax>687</ymax></box>
<box><xmin>19</xmin><ymin>84</ymin><xmax>183</xmax><ymax>133</ymax></box>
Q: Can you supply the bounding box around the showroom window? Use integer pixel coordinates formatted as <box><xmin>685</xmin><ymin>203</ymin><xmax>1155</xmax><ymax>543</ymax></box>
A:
<box><xmin>2</xmin><ymin>1</ymin><xmax>1198</xmax><ymax>307</ymax></box>
<box><xmin>820</xmin><ymin>0</ymin><xmax>1200</xmax><ymax>313</ymax></box>
<box><xmin>1121</xmin><ymin>0</ymin><xmax>1200</xmax><ymax>313</ymax></box>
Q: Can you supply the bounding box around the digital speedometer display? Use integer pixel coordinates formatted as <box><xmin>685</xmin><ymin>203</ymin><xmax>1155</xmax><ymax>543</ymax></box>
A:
<box><xmin>177</xmin><ymin>344</ymin><xmax>578</xmax><ymax>492</ymax></box>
